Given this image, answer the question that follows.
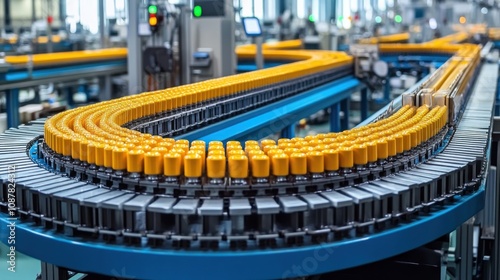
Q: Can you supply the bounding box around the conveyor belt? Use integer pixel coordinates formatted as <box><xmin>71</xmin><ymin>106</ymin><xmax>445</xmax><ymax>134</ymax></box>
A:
<box><xmin>0</xmin><ymin>38</ymin><xmax>496</xmax><ymax>278</ymax></box>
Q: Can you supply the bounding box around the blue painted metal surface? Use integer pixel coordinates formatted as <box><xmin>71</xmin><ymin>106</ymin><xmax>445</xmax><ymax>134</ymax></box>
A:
<box><xmin>280</xmin><ymin>125</ymin><xmax>295</xmax><ymax>138</ymax></box>
<box><xmin>0</xmin><ymin>186</ymin><xmax>485</xmax><ymax>280</ymax></box>
<box><xmin>330</xmin><ymin>103</ymin><xmax>341</xmax><ymax>132</ymax></box>
<box><xmin>237</xmin><ymin>62</ymin><xmax>286</xmax><ymax>72</ymax></box>
<box><xmin>178</xmin><ymin>77</ymin><xmax>361</xmax><ymax>142</ymax></box>
<box><xmin>360</xmin><ymin>88</ymin><xmax>369</xmax><ymax>121</ymax></box>
<box><xmin>380</xmin><ymin>54</ymin><xmax>451</xmax><ymax>63</ymax></box>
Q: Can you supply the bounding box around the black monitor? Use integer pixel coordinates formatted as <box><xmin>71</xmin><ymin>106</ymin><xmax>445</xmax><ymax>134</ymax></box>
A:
<box><xmin>242</xmin><ymin>17</ymin><xmax>262</xmax><ymax>37</ymax></box>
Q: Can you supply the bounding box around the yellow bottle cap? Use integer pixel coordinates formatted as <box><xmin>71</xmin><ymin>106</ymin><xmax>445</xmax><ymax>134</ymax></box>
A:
<box><xmin>294</xmin><ymin>141</ymin><xmax>309</xmax><ymax>149</ymax></box>
<box><xmin>170</xmin><ymin>148</ymin><xmax>186</xmax><ymax>157</ymax></box>
<box><xmin>323</xmin><ymin>149</ymin><xmax>339</xmax><ymax>171</ymax></box>
<box><xmin>208</xmin><ymin>145</ymin><xmax>225</xmax><ymax>152</ymax></box>
<box><xmin>271</xmin><ymin>153</ymin><xmax>289</xmax><ymax>176</ymax></box>
<box><xmin>227</xmin><ymin>140</ymin><xmax>241</xmax><ymax>146</ymax></box>
<box><xmin>142</xmin><ymin>139</ymin><xmax>157</xmax><ymax>148</ymax></box>
<box><xmin>277</xmin><ymin>138</ymin><xmax>291</xmax><ymax>144</ymax></box>
<box><xmin>263</xmin><ymin>144</ymin><xmax>279</xmax><ymax>153</ymax></box>
<box><xmin>322</xmin><ymin>138</ymin><xmax>336</xmax><ymax>145</ymax></box>
<box><xmin>87</xmin><ymin>142</ymin><xmax>96</xmax><ymax>164</ymax></box>
<box><xmin>151</xmin><ymin>146</ymin><xmax>169</xmax><ymax>155</ymax></box>
<box><xmin>157</xmin><ymin>141</ymin><xmax>173</xmax><ymax>150</ymax></box>
<box><xmin>184</xmin><ymin>153</ymin><xmax>203</xmax><ymax>177</ymax></box>
<box><xmin>206</xmin><ymin>155</ymin><xmax>226</xmax><ymax>178</ymax></box>
<box><xmin>290</xmin><ymin>153</ymin><xmax>307</xmax><ymax>175</ymax></box>
<box><xmin>304</xmin><ymin>135</ymin><xmax>316</xmax><ymax>141</ymax></box>
<box><xmin>127</xmin><ymin>149</ymin><xmax>144</xmax><ymax>173</ymax></box>
<box><xmin>267</xmin><ymin>148</ymin><xmax>284</xmax><ymax>159</ymax></box>
<box><xmin>209</xmin><ymin>141</ymin><xmax>223</xmax><ymax>147</ymax></box>
<box><xmin>163</xmin><ymin>152</ymin><xmax>182</xmax><ymax>176</ymax></box>
<box><xmin>316</xmin><ymin>133</ymin><xmax>328</xmax><ymax>140</ymax></box>
<box><xmin>251</xmin><ymin>154</ymin><xmax>270</xmax><ymax>178</ymax></box>
<box><xmin>226</xmin><ymin>145</ymin><xmax>243</xmax><ymax>153</ymax></box>
<box><xmin>260</xmin><ymin>139</ymin><xmax>276</xmax><ymax>147</ymax></box>
<box><xmin>248</xmin><ymin>149</ymin><xmax>265</xmax><ymax>159</ymax></box>
<box><xmin>300</xmin><ymin>146</ymin><xmax>315</xmax><ymax>154</ymax></box>
<box><xmin>62</xmin><ymin>136</ymin><xmax>71</xmax><ymax>157</ymax></box>
<box><xmin>228</xmin><ymin>149</ymin><xmax>246</xmax><ymax>156</ymax></box>
<box><xmin>339</xmin><ymin>147</ymin><xmax>354</xmax><ymax>168</ymax></box>
<box><xmin>208</xmin><ymin>150</ymin><xmax>225</xmax><ymax>156</ymax></box>
<box><xmin>176</xmin><ymin>139</ymin><xmax>190</xmax><ymax>146</ymax></box>
<box><xmin>245</xmin><ymin>140</ymin><xmax>259</xmax><ymax>147</ymax></box>
<box><xmin>284</xmin><ymin>147</ymin><xmax>299</xmax><ymax>156</ymax></box>
<box><xmin>163</xmin><ymin>138</ymin><xmax>176</xmax><ymax>144</ymax></box>
<box><xmin>366</xmin><ymin>141</ymin><xmax>377</xmax><ymax>162</ymax></box>
<box><xmin>376</xmin><ymin>139</ymin><xmax>388</xmax><ymax>159</ymax></box>
<box><xmin>144</xmin><ymin>151</ymin><xmax>162</xmax><ymax>175</ymax></box>
<box><xmin>191</xmin><ymin>140</ymin><xmax>206</xmax><ymax>147</ymax></box>
<box><xmin>409</xmin><ymin>130</ymin><xmax>418</xmax><ymax>148</ymax></box>
<box><xmin>79</xmin><ymin>139</ymin><xmax>88</xmax><ymax>162</ymax></box>
<box><xmin>307</xmin><ymin>139</ymin><xmax>323</xmax><ymax>147</ymax></box>
<box><xmin>314</xmin><ymin>144</ymin><xmax>328</xmax><ymax>151</ymax></box>
<box><xmin>278</xmin><ymin>142</ymin><xmax>295</xmax><ymax>150</ymax></box>
<box><xmin>71</xmin><ymin>138</ymin><xmax>81</xmax><ymax>160</ymax></box>
<box><xmin>173</xmin><ymin>143</ymin><xmax>189</xmax><ymax>153</ymax></box>
<box><xmin>95</xmin><ymin>144</ymin><xmax>106</xmax><ymax>166</ymax></box>
<box><xmin>228</xmin><ymin>155</ymin><xmax>249</xmax><ymax>179</ymax></box>
<box><xmin>112</xmin><ymin>147</ymin><xmax>128</xmax><ymax>170</ymax></box>
<box><xmin>353</xmin><ymin>145</ymin><xmax>368</xmax><ymax>165</ymax></box>
<box><xmin>327</xmin><ymin>143</ymin><xmax>341</xmax><ymax>150</ymax></box>
<box><xmin>307</xmin><ymin>151</ymin><xmax>324</xmax><ymax>173</ymax></box>
<box><xmin>135</xmin><ymin>145</ymin><xmax>152</xmax><ymax>152</ymax></box>
<box><xmin>244</xmin><ymin>144</ymin><xmax>261</xmax><ymax>153</ymax></box>
<box><xmin>402</xmin><ymin>132</ymin><xmax>411</xmax><ymax>151</ymax></box>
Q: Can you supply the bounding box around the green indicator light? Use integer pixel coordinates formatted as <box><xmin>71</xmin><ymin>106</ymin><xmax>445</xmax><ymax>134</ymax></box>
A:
<box><xmin>338</xmin><ymin>16</ymin><xmax>344</xmax><ymax>21</ymax></box>
<box><xmin>148</xmin><ymin>5</ymin><xmax>157</xmax><ymax>14</ymax></box>
<box><xmin>395</xmin><ymin>15</ymin><xmax>402</xmax><ymax>23</ymax></box>
<box><xmin>193</xmin><ymin>5</ymin><xmax>202</xmax><ymax>17</ymax></box>
<box><xmin>375</xmin><ymin>16</ymin><xmax>382</xmax><ymax>23</ymax></box>
<box><xmin>308</xmin><ymin>15</ymin><xmax>314</xmax><ymax>22</ymax></box>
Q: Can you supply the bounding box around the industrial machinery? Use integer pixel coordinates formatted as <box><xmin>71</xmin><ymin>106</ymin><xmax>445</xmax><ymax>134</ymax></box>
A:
<box><xmin>190</xmin><ymin>0</ymin><xmax>236</xmax><ymax>80</ymax></box>
<box><xmin>0</xmin><ymin>28</ymin><xmax>499</xmax><ymax>280</ymax></box>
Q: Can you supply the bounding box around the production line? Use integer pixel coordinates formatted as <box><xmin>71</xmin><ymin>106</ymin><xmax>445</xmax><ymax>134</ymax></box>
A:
<box><xmin>0</xmin><ymin>27</ymin><xmax>498</xmax><ymax>279</ymax></box>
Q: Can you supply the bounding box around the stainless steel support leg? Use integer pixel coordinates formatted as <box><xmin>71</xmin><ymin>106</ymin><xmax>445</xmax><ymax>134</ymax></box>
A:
<box><xmin>40</xmin><ymin>262</ymin><xmax>69</xmax><ymax>280</ymax></box>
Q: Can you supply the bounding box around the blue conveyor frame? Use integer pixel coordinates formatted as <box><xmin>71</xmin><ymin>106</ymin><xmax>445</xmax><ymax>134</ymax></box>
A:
<box><xmin>0</xmin><ymin>183</ymin><xmax>486</xmax><ymax>279</ymax></box>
